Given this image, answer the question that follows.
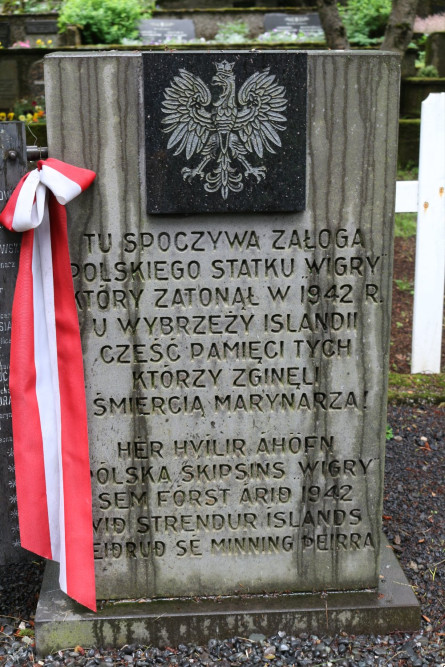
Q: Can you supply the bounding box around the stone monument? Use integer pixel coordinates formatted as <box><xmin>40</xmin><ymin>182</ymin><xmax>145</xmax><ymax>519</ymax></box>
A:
<box><xmin>36</xmin><ymin>50</ymin><xmax>419</xmax><ymax>652</ymax></box>
<box><xmin>264</xmin><ymin>13</ymin><xmax>323</xmax><ymax>38</ymax></box>
<box><xmin>138</xmin><ymin>18</ymin><xmax>195</xmax><ymax>44</ymax></box>
<box><xmin>0</xmin><ymin>122</ymin><xmax>30</xmax><ymax>565</ymax></box>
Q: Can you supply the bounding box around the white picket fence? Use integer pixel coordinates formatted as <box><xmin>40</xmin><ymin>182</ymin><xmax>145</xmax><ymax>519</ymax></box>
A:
<box><xmin>395</xmin><ymin>93</ymin><xmax>445</xmax><ymax>374</ymax></box>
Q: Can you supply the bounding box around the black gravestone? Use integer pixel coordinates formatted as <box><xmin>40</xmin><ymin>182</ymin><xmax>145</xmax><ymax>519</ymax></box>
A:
<box><xmin>138</xmin><ymin>18</ymin><xmax>195</xmax><ymax>44</ymax></box>
<box><xmin>264</xmin><ymin>13</ymin><xmax>323</xmax><ymax>37</ymax></box>
<box><xmin>0</xmin><ymin>23</ymin><xmax>10</xmax><ymax>48</ymax></box>
<box><xmin>0</xmin><ymin>122</ymin><xmax>28</xmax><ymax>564</ymax></box>
<box><xmin>143</xmin><ymin>51</ymin><xmax>307</xmax><ymax>215</ymax></box>
<box><xmin>25</xmin><ymin>19</ymin><xmax>58</xmax><ymax>34</ymax></box>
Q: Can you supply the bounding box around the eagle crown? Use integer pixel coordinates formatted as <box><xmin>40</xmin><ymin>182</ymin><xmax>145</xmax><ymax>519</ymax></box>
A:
<box><xmin>212</xmin><ymin>60</ymin><xmax>236</xmax><ymax>91</ymax></box>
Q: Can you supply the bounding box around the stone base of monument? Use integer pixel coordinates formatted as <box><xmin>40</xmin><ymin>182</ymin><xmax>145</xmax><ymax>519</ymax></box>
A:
<box><xmin>35</xmin><ymin>537</ymin><xmax>419</xmax><ymax>656</ymax></box>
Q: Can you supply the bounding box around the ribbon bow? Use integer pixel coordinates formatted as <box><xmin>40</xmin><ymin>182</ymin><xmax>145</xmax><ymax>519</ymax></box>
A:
<box><xmin>0</xmin><ymin>158</ymin><xmax>96</xmax><ymax>611</ymax></box>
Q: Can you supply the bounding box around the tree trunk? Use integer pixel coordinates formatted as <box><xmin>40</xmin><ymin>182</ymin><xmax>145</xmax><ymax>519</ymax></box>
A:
<box><xmin>381</xmin><ymin>0</ymin><xmax>419</xmax><ymax>53</ymax></box>
<box><xmin>1</xmin><ymin>0</ymin><xmax>17</xmax><ymax>12</ymax></box>
<box><xmin>316</xmin><ymin>0</ymin><xmax>350</xmax><ymax>50</ymax></box>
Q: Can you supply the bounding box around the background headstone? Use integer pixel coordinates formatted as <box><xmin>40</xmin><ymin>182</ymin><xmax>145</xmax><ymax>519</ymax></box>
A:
<box><xmin>138</xmin><ymin>18</ymin><xmax>195</xmax><ymax>43</ymax></box>
<box><xmin>0</xmin><ymin>60</ymin><xmax>19</xmax><ymax>110</ymax></box>
<box><xmin>0</xmin><ymin>23</ymin><xmax>10</xmax><ymax>49</ymax></box>
<box><xmin>425</xmin><ymin>32</ymin><xmax>445</xmax><ymax>76</ymax></box>
<box><xmin>44</xmin><ymin>51</ymin><xmax>400</xmax><ymax>601</ymax></box>
<box><xmin>0</xmin><ymin>121</ymin><xmax>28</xmax><ymax>565</ymax></box>
<box><xmin>24</xmin><ymin>19</ymin><xmax>58</xmax><ymax>47</ymax></box>
<box><xmin>28</xmin><ymin>59</ymin><xmax>45</xmax><ymax>99</ymax></box>
<box><xmin>25</xmin><ymin>19</ymin><xmax>58</xmax><ymax>34</ymax></box>
<box><xmin>264</xmin><ymin>12</ymin><xmax>323</xmax><ymax>37</ymax></box>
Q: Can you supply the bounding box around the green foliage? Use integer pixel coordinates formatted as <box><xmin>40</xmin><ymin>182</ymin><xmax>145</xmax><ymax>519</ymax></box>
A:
<box><xmin>417</xmin><ymin>64</ymin><xmax>440</xmax><ymax>77</ymax></box>
<box><xmin>339</xmin><ymin>0</ymin><xmax>391</xmax><ymax>45</ymax></box>
<box><xmin>58</xmin><ymin>0</ymin><xmax>151</xmax><ymax>45</ymax></box>
<box><xmin>17</xmin><ymin>628</ymin><xmax>35</xmax><ymax>637</ymax></box>
<box><xmin>394</xmin><ymin>212</ymin><xmax>417</xmax><ymax>238</ymax></box>
<box><xmin>13</xmin><ymin>95</ymin><xmax>45</xmax><ymax>117</ymax></box>
<box><xmin>213</xmin><ymin>20</ymin><xmax>249</xmax><ymax>44</ymax></box>
<box><xmin>395</xmin><ymin>277</ymin><xmax>414</xmax><ymax>294</ymax></box>
<box><xmin>1</xmin><ymin>0</ymin><xmax>61</xmax><ymax>13</ymax></box>
<box><xmin>386</xmin><ymin>424</ymin><xmax>394</xmax><ymax>440</ymax></box>
<box><xmin>397</xmin><ymin>163</ymin><xmax>419</xmax><ymax>181</ymax></box>
<box><xmin>258</xmin><ymin>29</ymin><xmax>302</xmax><ymax>43</ymax></box>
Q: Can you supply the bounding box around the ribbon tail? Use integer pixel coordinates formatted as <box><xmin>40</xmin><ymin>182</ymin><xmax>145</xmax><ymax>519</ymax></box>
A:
<box><xmin>10</xmin><ymin>228</ymin><xmax>53</xmax><ymax>560</ymax></box>
<box><xmin>3</xmin><ymin>159</ymin><xmax>97</xmax><ymax>612</ymax></box>
<box><xmin>48</xmin><ymin>194</ymin><xmax>96</xmax><ymax>611</ymax></box>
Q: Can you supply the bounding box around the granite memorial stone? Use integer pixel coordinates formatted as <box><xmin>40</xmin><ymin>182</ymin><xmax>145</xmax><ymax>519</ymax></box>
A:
<box><xmin>36</xmin><ymin>50</ymin><xmax>419</xmax><ymax>648</ymax></box>
<box><xmin>45</xmin><ymin>48</ymin><xmax>399</xmax><ymax>597</ymax></box>
<box><xmin>138</xmin><ymin>18</ymin><xmax>195</xmax><ymax>44</ymax></box>
<box><xmin>25</xmin><ymin>19</ymin><xmax>58</xmax><ymax>34</ymax></box>
<box><xmin>24</xmin><ymin>19</ymin><xmax>58</xmax><ymax>47</ymax></box>
<box><xmin>264</xmin><ymin>13</ymin><xmax>323</xmax><ymax>38</ymax></box>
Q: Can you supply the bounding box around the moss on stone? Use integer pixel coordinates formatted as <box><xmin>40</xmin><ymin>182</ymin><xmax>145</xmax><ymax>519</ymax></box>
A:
<box><xmin>388</xmin><ymin>372</ymin><xmax>445</xmax><ymax>405</ymax></box>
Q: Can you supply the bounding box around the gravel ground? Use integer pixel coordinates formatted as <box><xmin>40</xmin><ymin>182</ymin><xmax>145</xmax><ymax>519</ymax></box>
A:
<box><xmin>0</xmin><ymin>403</ymin><xmax>443</xmax><ymax>667</ymax></box>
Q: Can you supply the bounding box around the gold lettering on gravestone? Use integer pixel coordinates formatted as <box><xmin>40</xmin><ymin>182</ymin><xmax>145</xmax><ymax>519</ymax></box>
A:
<box><xmin>72</xmin><ymin>225</ymin><xmax>384</xmax><ymax>563</ymax></box>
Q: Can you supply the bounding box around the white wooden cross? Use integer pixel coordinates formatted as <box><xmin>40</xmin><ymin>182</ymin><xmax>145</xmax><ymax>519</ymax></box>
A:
<box><xmin>395</xmin><ymin>93</ymin><xmax>445</xmax><ymax>374</ymax></box>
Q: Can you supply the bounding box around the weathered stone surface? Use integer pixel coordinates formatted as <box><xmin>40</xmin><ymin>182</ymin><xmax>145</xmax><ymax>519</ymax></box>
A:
<box><xmin>44</xmin><ymin>51</ymin><xmax>400</xmax><ymax>601</ymax></box>
<box><xmin>35</xmin><ymin>537</ymin><xmax>420</xmax><ymax>655</ymax></box>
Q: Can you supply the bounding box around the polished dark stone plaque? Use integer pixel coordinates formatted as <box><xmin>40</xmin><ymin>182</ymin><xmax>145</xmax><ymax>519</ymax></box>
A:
<box><xmin>264</xmin><ymin>13</ymin><xmax>323</xmax><ymax>37</ymax></box>
<box><xmin>139</xmin><ymin>19</ymin><xmax>195</xmax><ymax>44</ymax></box>
<box><xmin>25</xmin><ymin>19</ymin><xmax>58</xmax><ymax>33</ymax></box>
<box><xmin>143</xmin><ymin>52</ymin><xmax>307</xmax><ymax>215</ymax></box>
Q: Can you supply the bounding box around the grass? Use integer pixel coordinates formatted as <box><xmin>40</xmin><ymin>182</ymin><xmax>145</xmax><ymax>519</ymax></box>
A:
<box><xmin>394</xmin><ymin>165</ymin><xmax>418</xmax><ymax>238</ymax></box>
<box><xmin>394</xmin><ymin>212</ymin><xmax>417</xmax><ymax>238</ymax></box>
<box><xmin>394</xmin><ymin>277</ymin><xmax>414</xmax><ymax>294</ymax></box>
<box><xmin>388</xmin><ymin>372</ymin><xmax>445</xmax><ymax>405</ymax></box>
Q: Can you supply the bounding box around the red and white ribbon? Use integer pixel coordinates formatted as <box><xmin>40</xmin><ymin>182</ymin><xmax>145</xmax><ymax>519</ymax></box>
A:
<box><xmin>0</xmin><ymin>158</ymin><xmax>96</xmax><ymax>611</ymax></box>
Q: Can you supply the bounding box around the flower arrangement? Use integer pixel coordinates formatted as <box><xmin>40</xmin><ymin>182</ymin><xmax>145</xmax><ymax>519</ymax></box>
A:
<box><xmin>8</xmin><ymin>98</ymin><xmax>46</xmax><ymax>123</ymax></box>
<box><xmin>11</xmin><ymin>40</ymin><xmax>31</xmax><ymax>48</ymax></box>
<box><xmin>414</xmin><ymin>13</ymin><xmax>445</xmax><ymax>33</ymax></box>
<box><xmin>18</xmin><ymin>107</ymin><xmax>45</xmax><ymax>122</ymax></box>
<box><xmin>35</xmin><ymin>38</ymin><xmax>53</xmax><ymax>47</ymax></box>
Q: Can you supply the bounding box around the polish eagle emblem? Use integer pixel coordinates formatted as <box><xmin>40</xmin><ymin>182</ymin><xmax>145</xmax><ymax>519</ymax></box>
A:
<box><xmin>161</xmin><ymin>61</ymin><xmax>288</xmax><ymax>200</ymax></box>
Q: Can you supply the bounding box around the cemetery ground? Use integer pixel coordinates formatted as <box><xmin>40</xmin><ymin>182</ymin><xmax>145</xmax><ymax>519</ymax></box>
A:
<box><xmin>0</xmin><ymin>399</ymin><xmax>444</xmax><ymax>665</ymax></box>
<box><xmin>0</xmin><ymin>237</ymin><xmax>444</xmax><ymax>666</ymax></box>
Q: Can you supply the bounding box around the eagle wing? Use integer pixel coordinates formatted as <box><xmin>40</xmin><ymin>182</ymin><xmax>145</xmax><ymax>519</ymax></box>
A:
<box><xmin>161</xmin><ymin>69</ymin><xmax>215</xmax><ymax>159</ymax></box>
<box><xmin>235</xmin><ymin>68</ymin><xmax>287</xmax><ymax>158</ymax></box>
